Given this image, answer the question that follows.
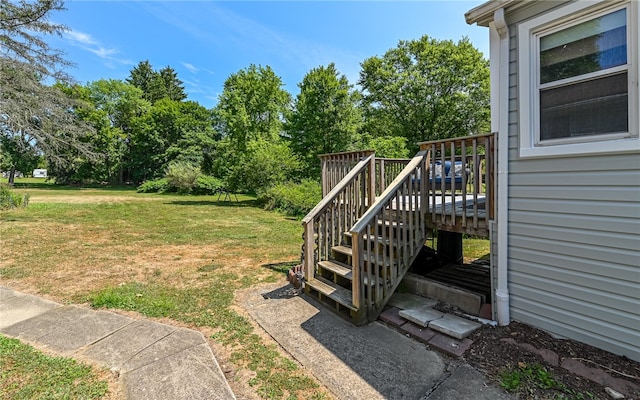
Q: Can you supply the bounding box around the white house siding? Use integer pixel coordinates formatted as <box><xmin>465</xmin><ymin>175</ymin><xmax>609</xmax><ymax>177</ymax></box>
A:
<box><xmin>505</xmin><ymin>3</ymin><xmax>640</xmax><ymax>361</ymax></box>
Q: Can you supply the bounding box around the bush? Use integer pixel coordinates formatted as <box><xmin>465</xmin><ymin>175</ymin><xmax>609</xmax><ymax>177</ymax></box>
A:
<box><xmin>0</xmin><ymin>184</ymin><xmax>28</xmax><ymax>210</ymax></box>
<box><xmin>137</xmin><ymin>175</ymin><xmax>223</xmax><ymax>195</ymax></box>
<box><xmin>258</xmin><ymin>180</ymin><xmax>322</xmax><ymax>218</ymax></box>
<box><xmin>222</xmin><ymin>139</ymin><xmax>302</xmax><ymax>194</ymax></box>
<box><xmin>137</xmin><ymin>178</ymin><xmax>170</xmax><ymax>193</ymax></box>
<box><xmin>165</xmin><ymin>161</ymin><xmax>201</xmax><ymax>193</ymax></box>
<box><xmin>192</xmin><ymin>175</ymin><xmax>224</xmax><ymax>195</ymax></box>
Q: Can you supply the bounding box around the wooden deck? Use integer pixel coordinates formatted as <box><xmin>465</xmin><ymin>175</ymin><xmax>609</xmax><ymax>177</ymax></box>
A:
<box><xmin>390</xmin><ymin>193</ymin><xmax>489</xmax><ymax>237</ymax></box>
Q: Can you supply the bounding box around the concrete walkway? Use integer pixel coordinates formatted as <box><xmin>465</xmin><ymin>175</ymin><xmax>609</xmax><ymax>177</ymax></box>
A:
<box><xmin>0</xmin><ymin>286</ymin><xmax>236</xmax><ymax>400</ymax></box>
<box><xmin>1</xmin><ymin>284</ymin><xmax>516</xmax><ymax>400</ymax></box>
<box><xmin>241</xmin><ymin>283</ymin><xmax>515</xmax><ymax>400</ymax></box>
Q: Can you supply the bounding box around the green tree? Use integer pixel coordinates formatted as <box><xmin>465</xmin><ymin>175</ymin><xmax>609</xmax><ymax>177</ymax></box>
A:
<box><xmin>126</xmin><ymin>60</ymin><xmax>159</xmax><ymax>102</ymax></box>
<box><xmin>164</xmin><ymin>101</ymin><xmax>218</xmax><ymax>174</ymax></box>
<box><xmin>129</xmin><ymin>99</ymin><xmax>216</xmax><ymax>182</ymax></box>
<box><xmin>0</xmin><ymin>0</ymin><xmax>97</xmax><ymax>184</ymax></box>
<box><xmin>82</xmin><ymin>79</ymin><xmax>150</xmax><ymax>183</ymax></box>
<box><xmin>127</xmin><ymin>61</ymin><xmax>186</xmax><ymax>103</ymax></box>
<box><xmin>286</xmin><ymin>63</ymin><xmax>362</xmax><ymax>178</ymax></box>
<box><xmin>159</xmin><ymin>66</ymin><xmax>186</xmax><ymax>102</ymax></box>
<box><xmin>359</xmin><ymin>35</ymin><xmax>490</xmax><ymax>150</ymax></box>
<box><xmin>215</xmin><ymin>64</ymin><xmax>291</xmax><ymax>153</ymax></box>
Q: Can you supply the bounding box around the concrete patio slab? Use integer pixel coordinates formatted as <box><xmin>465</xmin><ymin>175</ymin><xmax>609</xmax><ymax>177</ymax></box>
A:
<box><xmin>0</xmin><ymin>291</ymin><xmax>60</xmax><ymax>330</ymax></box>
<box><xmin>242</xmin><ymin>283</ymin><xmax>446</xmax><ymax>400</ymax></box>
<box><xmin>36</xmin><ymin>308</ymin><xmax>134</xmax><ymax>354</ymax></box>
<box><xmin>121</xmin><ymin>328</ymin><xmax>209</xmax><ymax>373</ymax></box>
<box><xmin>0</xmin><ymin>287</ymin><xmax>237</xmax><ymax>400</ymax></box>
<box><xmin>429</xmin><ymin>314</ymin><xmax>482</xmax><ymax>339</ymax></box>
<box><xmin>388</xmin><ymin>292</ymin><xmax>438</xmax><ymax>310</ymax></box>
<box><xmin>399</xmin><ymin>306</ymin><xmax>444</xmax><ymax>327</ymax></box>
<box><xmin>81</xmin><ymin>319</ymin><xmax>178</xmax><ymax>367</ymax></box>
<box><xmin>123</xmin><ymin>343</ymin><xmax>234</xmax><ymax>400</ymax></box>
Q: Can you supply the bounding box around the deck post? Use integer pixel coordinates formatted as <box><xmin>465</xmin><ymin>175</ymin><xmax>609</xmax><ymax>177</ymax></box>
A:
<box><xmin>368</xmin><ymin>157</ymin><xmax>376</xmax><ymax>207</ymax></box>
<box><xmin>351</xmin><ymin>232</ymin><xmax>361</xmax><ymax>309</ymax></box>
<box><xmin>303</xmin><ymin>222</ymin><xmax>315</xmax><ymax>284</ymax></box>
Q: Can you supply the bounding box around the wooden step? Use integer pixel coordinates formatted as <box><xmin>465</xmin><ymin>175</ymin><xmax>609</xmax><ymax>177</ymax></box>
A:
<box><xmin>344</xmin><ymin>232</ymin><xmax>400</xmax><ymax>248</ymax></box>
<box><xmin>333</xmin><ymin>245</ymin><xmax>353</xmax><ymax>257</ymax></box>
<box><xmin>305</xmin><ymin>277</ymin><xmax>356</xmax><ymax>311</ymax></box>
<box><xmin>332</xmin><ymin>245</ymin><xmax>397</xmax><ymax>268</ymax></box>
<box><xmin>318</xmin><ymin>260</ymin><xmax>352</xmax><ymax>280</ymax></box>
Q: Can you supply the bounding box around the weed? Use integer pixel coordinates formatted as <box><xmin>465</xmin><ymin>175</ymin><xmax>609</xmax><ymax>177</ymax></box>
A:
<box><xmin>499</xmin><ymin>362</ymin><xmax>595</xmax><ymax>400</ymax></box>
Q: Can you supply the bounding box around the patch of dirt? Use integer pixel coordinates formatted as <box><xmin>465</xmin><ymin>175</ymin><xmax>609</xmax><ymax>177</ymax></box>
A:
<box><xmin>27</xmin><ymin>195</ymin><xmax>159</xmax><ymax>204</ymax></box>
<box><xmin>464</xmin><ymin>320</ymin><xmax>640</xmax><ymax>400</ymax></box>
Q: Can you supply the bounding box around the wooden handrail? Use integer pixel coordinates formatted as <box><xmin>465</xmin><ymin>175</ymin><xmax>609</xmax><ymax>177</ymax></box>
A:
<box><xmin>302</xmin><ymin>154</ymin><xmax>376</xmax><ymax>284</ymax></box>
<box><xmin>416</xmin><ymin>132</ymin><xmax>495</xmax><ymax>149</ymax></box>
<box><xmin>302</xmin><ymin>155</ymin><xmax>375</xmax><ymax>224</ymax></box>
<box><xmin>349</xmin><ymin>150</ymin><xmax>430</xmax><ymax>315</ymax></box>
<box><xmin>351</xmin><ymin>153</ymin><xmax>428</xmax><ymax>233</ymax></box>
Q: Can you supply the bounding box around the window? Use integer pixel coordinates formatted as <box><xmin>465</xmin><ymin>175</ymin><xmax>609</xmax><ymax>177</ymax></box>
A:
<box><xmin>518</xmin><ymin>1</ymin><xmax>639</xmax><ymax>158</ymax></box>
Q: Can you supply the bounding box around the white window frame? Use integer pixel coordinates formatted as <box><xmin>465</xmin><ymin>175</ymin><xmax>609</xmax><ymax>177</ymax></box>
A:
<box><xmin>518</xmin><ymin>0</ymin><xmax>639</xmax><ymax>158</ymax></box>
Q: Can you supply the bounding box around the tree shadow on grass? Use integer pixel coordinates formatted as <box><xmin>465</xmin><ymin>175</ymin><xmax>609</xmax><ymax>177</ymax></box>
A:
<box><xmin>261</xmin><ymin>261</ymin><xmax>299</xmax><ymax>275</ymax></box>
<box><xmin>9</xmin><ymin>182</ymin><xmax>138</xmax><ymax>191</ymax></box>
<box><xmin>166</xmin><ymin>199</ymin><xmax>259</xmax><ymax>207</ymax></box>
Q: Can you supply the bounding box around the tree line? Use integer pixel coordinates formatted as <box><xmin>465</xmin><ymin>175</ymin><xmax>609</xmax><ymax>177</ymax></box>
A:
<box><xmin>1</xmin><ymin>0</ymin><xmax>490</xmax><ymax>194</ymax></box>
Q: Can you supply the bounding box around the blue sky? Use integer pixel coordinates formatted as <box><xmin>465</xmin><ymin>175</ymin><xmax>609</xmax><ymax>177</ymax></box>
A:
<box><xmin>49</xmin><ymin>1</ymin><xmax>488</xmax><ymax>109</ymax></box>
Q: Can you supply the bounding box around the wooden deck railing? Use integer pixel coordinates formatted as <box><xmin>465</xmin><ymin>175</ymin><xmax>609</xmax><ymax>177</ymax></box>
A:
<box><xmin>302</xmin><ymin>154</ymin><xmax>376</xmax><ymax>284</ymax></box>
<box><xmin>319</xmin><ymin>150</ymin><xmax>375</xmax><ymax>196</ymax></box>
<box><xmin>375</xmin><ymin>158</ymin><xmax>411</xmax><ymax>196</ymax></box>
<box><xmin>417</xmin><ymin>133</ymin><xmax>495</xmax><ymax>236</ymax></box>
<box><xmin>349</xmin><ymin>150</ymin><xmax>430</xmax><ymax>319</ymax></box>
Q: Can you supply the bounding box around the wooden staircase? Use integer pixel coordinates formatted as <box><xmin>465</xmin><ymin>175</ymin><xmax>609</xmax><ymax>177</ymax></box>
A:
<box><xmin>302</xmin><ymin>150</ymin><xmax>432</xmax><ymax>325</ymax></box>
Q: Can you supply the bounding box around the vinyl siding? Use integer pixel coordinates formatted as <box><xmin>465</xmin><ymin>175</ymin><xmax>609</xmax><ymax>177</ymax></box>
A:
<box><xmin>504</xmin><ymin>1</ymin><xmax>640</xmax><ymax>361</ymax></box>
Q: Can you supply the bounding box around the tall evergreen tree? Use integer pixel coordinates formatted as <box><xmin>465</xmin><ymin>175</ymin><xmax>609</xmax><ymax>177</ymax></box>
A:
<box><xmin>159</xmin><ymin>66</ymin><xmax>186</xmax><ymax>102</ymax></box>
<box><xmin>127</xmin><ymin>61</ymin><xmax>187</xmax><ymax>103</ymax></box>
<box><xmin>126</xmin><ymin>60</ymin><xmax>156</xmax><ymax>101</ymax></box>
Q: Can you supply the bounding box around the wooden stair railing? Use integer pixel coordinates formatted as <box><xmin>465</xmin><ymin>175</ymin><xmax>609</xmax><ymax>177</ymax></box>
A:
<box><xmin>302</xmin><ymin>154</ymin><xmax>376</xmax><ymax>320</ymax></box>
<box><xmin>303</xmin><ymin>150</ymin><xmax>431</xmax><ymax>325</ymax></box>
<box><xmin>350</xmin><ymin>150</ymin><xmax>431</xmax><ymax>323</ymax></box>
<box><xmin>319</xmin><ymin>150</ymin><xmax>375</xmax><ymax>196</ymax></box>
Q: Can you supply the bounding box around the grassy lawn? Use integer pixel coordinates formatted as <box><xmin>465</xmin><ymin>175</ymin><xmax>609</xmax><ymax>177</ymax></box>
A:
<box><xmin>0</xmin><ymin>334</ymin><xmax>111</xmax><ymax>399</ymax></box>
<box><xmin>0</xmin><ymin>179</ymin><xmax>489</xmax><ymax>399</ymax></box>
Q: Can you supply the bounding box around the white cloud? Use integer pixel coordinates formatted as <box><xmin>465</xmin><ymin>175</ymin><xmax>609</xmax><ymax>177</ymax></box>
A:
<box><xmin>64</xmin><ymin>29</ymin><xmax>132</xmax><ymax>68</ymax></box>
<box><xmin>181</xmin><ymin>62</ymin><xmax>198</xmax><ymax>74</ymax></box>
<box><xmin>65</xmin><ymin>30</ymin><xmax>97</xmax><ymax>46</ymax></box>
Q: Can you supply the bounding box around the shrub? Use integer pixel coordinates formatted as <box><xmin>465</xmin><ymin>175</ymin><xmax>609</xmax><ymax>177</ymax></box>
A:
<box><xmin>0</xmin><ymin>184</ymin><xmax>28</xmax><ymax>210</ymax></box>
<box><xmin>137</xmin><ymin>175</ymin><xmax>224</xmax><ymax>195</ymax></box>
<box><xmin>223</xmin><ymin>139</ymin><xmax>302</xmax><ymax>194</ymax></box>
<box><xmin>192</xmin><ymin>175</ymin><xmax>224</xmax><ymax>195</ymax></box>
<box><xmin>137</xmin><ymin>178</ymin><xmax>171</xmax><ymax>193</ymax></box>
<box><xmin>258</xmin><ymin>180</ymin><xmax>321</xmax><ymax>218</ymax></box>
<box><xmin>165</xmin><ymin>161</ymin><xmax>201</xmax><ymax>193</ymax></box>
